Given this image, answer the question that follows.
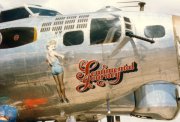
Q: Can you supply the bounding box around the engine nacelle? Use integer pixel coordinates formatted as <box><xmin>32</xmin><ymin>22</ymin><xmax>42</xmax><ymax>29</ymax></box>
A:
<box><xmin>0</xmin><ymin>27</ymin><xmax>37</xmax><ymax>49</ymax></box>
<box><xmin>132</xmin><ymin>81</ymin><xmax>179</xmax><ymax>120</ymax></box>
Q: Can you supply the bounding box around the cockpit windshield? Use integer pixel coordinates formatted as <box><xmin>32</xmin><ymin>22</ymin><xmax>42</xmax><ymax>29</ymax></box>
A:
<box><xmin>0</xmin><ymin>7</ymin><xmax>30</xmax><ymax>23</ymax></box>
<box><xmin>0</xmin><ymin>5</ymin><xmax>61</xmax><ymax>23</ymax></box>
<box><xmin>28</xmin><ymin>7</ymin><xmax>60</xmax><ymax>16</ymax></box>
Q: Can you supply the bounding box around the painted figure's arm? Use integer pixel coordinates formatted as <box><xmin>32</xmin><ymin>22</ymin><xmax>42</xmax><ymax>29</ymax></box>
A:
<box><xmin>46</xmin><ymin>55</ymin><xmax>52</xmax><ymax>67</ymax></box>
<box><xmin>54</xmin><ymin>51</ymin><xmax>64</xmax><ymax>59</ymax></box>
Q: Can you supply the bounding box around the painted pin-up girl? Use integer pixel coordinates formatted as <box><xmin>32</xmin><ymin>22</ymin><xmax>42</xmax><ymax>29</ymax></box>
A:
<box><xmin>46</xmin><ymin>40</ymin><xmax>69</xmax><ymax>103</ymax></box>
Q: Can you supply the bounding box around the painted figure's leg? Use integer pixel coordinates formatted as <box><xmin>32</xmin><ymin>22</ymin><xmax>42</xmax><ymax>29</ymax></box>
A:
<box><xmin>53</xmin><ymin>75</ymin><xmax>63</xmax><ymax>102</ymax></box>
<box><xmin>58</xmin><ymin>73</ymin><xmax>69</xmax><ymax>103</ymax></box>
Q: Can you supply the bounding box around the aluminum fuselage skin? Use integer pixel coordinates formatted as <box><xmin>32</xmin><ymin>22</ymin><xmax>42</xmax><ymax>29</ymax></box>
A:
<box><xmin>0</xmin><ymin>11</ymin><xmax>179</xmax><ymax>120</ymax></box>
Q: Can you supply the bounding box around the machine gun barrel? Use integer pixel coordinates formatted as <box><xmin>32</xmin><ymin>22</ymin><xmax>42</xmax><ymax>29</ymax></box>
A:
<box><xmin>126</xmin><ymin>31</ymin><xmax>155</xmax><ymax>44</ymax></box>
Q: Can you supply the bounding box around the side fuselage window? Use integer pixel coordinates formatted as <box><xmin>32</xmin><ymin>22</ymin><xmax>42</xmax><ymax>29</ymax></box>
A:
<box><xmin>90</xmin><ymin>17</ymin><xmax>121</xmax><ymax>45</ymax></box>
<box><xmin>144</xmin><ymin>25</ymin><xmax>165</xmax><ymax>38</ymax></box>
<box><xmin>0</xmin><ymin>8</ymin><xmax>30</xmax><ymax>22</ymax></box>
<box><xmin>63</xmin><ymin>31</ymin><xmax>84</xmax><ymax>46</ymax></box>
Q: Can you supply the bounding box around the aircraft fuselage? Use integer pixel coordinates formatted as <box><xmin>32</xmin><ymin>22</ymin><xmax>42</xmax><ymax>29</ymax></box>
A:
<box><xmin>0</xmin><ymin>11</ymin><xmax>180</xmax><ymax>120</ymax></box>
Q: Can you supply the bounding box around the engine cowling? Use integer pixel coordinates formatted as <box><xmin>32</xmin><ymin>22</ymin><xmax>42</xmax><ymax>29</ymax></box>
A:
<box><xmin>0</xmin><ymin>27</ymin><xmax>37</xmax><ymax>49</ymax></box>
<box><xmin>132</xmin><ymin>81</ymin><xmax>179</xmax><ymax>120</ymax></box>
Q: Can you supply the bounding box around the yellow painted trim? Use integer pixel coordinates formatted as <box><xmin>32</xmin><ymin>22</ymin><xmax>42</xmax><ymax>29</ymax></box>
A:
<box><xmin>33</xmin><ymin>27</ymin><xmax>37</xmax><ymax>41</ymax></box>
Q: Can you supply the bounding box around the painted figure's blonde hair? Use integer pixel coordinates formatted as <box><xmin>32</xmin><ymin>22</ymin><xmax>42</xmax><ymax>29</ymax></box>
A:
<box><xmin>46</xmin><ymin>40</ymin><xmax>57</xmax><ymax>49</ymax></box>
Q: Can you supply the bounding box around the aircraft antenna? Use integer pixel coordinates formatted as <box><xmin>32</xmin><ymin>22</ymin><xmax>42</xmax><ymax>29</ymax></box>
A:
<box><xmin>138</xmin><ymin>2</ymin><xmax>146</xmax><ymax>11</ymax></box>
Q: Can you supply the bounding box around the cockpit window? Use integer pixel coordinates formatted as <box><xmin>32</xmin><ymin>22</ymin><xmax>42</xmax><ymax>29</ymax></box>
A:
<box><xmin>28</xmin><ymin>7</ymin><xmax>60</xmax><ymax>16</ymax></box>
<box><xmin>0</xmin><ymin>8</ymin><xmax>30</xmax><ymax>23</ymax></box>
<box><xmin>90</xmin><ymin>17</ymin><xmax>121</xmax><ymax>45</ymax></box>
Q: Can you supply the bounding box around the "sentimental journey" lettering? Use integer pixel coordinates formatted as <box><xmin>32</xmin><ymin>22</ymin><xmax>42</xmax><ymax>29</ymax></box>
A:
<box><xmin>76</xmin><ymin>60</ymin><xmax>138</xmax><ymax>92</ymax></box>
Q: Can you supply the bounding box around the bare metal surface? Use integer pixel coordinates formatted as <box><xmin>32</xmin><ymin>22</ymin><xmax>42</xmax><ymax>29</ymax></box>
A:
<box><xmin>133</xmin><ymin>82</ymin><xmax>178</xmax><ymax>119</ymax></box>
<box><xmin>0</xmin><ymin>10</ymin><xmax>179</xmax><ymax>121</ymax></box>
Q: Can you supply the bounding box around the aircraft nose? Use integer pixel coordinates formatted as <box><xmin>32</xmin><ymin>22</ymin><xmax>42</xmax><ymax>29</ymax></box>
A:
<box><xmin>0</xmin><ymin>27</ymin><xmax>37</xmax><ymax>49</ymax></box>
